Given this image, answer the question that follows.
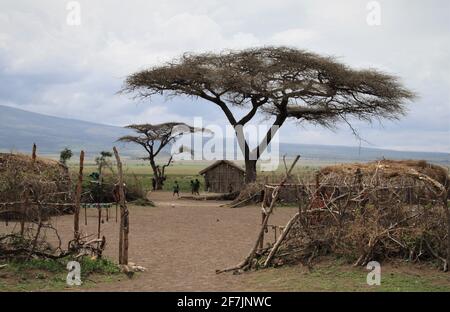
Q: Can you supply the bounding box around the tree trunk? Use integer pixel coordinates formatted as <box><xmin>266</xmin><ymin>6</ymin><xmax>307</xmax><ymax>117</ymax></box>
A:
<box><xmin>245</xmin><ymin>159</ymin><xmax>257</xmax><ymax>184</ymax></box>
<box><xmin>149</xmin><ymin>159</ymin><xmax>163</xmax><ymax>190</ymax></box>
<box><xmin>155</xmin><ymin>177</ymin><xmax>164</xmax><ymax>190</ymax></box>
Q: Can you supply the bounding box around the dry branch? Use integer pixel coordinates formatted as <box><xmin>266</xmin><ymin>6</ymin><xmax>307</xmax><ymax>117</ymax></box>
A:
<box><xmin>216</xmin><ymin>155</ymin><xmax>300</xmax><ymax>274</ymax></box>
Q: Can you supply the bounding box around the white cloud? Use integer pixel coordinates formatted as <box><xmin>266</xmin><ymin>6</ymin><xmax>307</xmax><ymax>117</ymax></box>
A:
<box><xmin>270</xmin><ymin>29</ymin><xmax>317</xmax><ymax>45</ymax></box>
<box><xmin>0</xmin><ymin>0</ymin><xmax>449</xmax><ymax>152</ymax></box>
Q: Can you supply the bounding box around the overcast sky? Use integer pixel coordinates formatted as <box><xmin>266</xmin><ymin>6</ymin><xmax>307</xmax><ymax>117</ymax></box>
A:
<box><xmin>0</xmin><ymin>0</ymin><xmax>449</xmax><ymax>153</ymax></box>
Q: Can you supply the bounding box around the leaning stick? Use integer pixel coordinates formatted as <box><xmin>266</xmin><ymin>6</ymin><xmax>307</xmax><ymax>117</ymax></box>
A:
<box><xmin>216</xmin><ymin>155</ymin><xmax>300</xmax><ymax>274</ymax></box>
<box><xmin>263</xmin><ymin>213</ymin><xmax>299</xmax><ymax>267</ymax></box>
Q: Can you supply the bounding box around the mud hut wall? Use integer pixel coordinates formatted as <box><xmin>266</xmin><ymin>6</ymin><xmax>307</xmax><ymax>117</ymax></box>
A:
<box><xmin>204</xmin><ymin>163</ymin><xmax>244</xmax><ymax>193</ymax></box>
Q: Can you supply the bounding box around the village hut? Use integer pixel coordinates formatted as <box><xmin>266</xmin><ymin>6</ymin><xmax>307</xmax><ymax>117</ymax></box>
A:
<box><xmin>199</xmin><ymin>160</ymin><xmax>245</xmax><ymax>193</ymax></box>
<box><xmin>0</xmin><ymin>153</ymin><xmax>72</xmax><ymax>221</ymax></box>
<box><xmin>316</xmin><ymin>159</ymin><xmax>449</xmax><ymax>202</ymax></box>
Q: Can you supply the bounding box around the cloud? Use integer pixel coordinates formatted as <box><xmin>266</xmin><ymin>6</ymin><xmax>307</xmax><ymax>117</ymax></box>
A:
<box><xmin>0</xmin><ymin>0</ymin><xmax>448</xmax><ymax>152</ymax></box>
<box><xmin>270</xmin><ymin>28</ymin><xmax>317</xmax><ymax>45</ymax></box>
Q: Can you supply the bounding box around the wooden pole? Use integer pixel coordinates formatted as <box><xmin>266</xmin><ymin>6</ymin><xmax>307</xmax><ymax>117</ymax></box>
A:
<box><xmin>97</xmin><ymin>202</ymin><xmax>102</xmax><ymax>239</ymax></box>
<box><xmin>98</xmin><ymin>160</ymin><xmax>104</xmax><ymax>238</ymax></box>
<box><xmin>115</xmin><ymin>202</ymin><xmax>118</xmax><ymax>223</ymax></box>
<box><xmin>113</xmin><ymin>147</ymin><xmax>129</xmax><ymax>265</ymax></box>
<box><xmin>31</xmin><ymin>143</ymin><xmax>37</xmax><ymax>163</ymax></box>
<box><xmin>84</xmin><ymin>203</ymin><xmax>87</xmax><ymax>226</ymax></box>
<box><xmin>21</xmin><ymin>143</ymin><xmax>37</xmax><ymax>236</ymax></box>
<box><xmin>20</xmin><ymin>189</ymin><xmax>28</xmax><ymax>236</ymax></box>
<box><xmin>74</xmin><ymin>151</ymin><xmax>84</xmax><ymax>239</ymax></box>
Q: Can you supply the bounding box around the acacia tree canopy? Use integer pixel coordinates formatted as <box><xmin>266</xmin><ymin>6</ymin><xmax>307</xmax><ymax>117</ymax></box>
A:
<box><xmin>118</xmin><ymin>122</ymin><xmax>203</xmax><ymax>189</ymax></box>
<box><xmin>122</xmin><ymin>47</ymin><xmax>415</xmax><ymax>182</ymax></box>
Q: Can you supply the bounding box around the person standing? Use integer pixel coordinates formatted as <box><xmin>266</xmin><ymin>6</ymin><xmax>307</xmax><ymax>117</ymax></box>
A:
<box><xmin>190</xmin><ymin>180</ymin><xmax>195</xmax><ymax>195</ymax></box>
<box><xmin>173</xmin><ymin>181</ymin><xmax>180</xmax><ymax>198</ymax></box>
<box><xmin>151</xmin><ymin>177</ymin><xmax>156</xmax><ymax>191</ymax></box>
<box><xmin>194</xmin><ymin>179</ymin><xmax>201</xmax><ymax>195</ymax></box>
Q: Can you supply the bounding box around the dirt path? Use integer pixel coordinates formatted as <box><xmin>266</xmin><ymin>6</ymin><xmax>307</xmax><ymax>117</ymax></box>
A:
<box><xmin>2</xmin><ymin>192</ymin><xmax>449</xmax><ymax>291</ymax></box>
<box><xmin>7</xmin><ymin>191</ymin><xmax>295</xmax><ymax>291</ymax></box>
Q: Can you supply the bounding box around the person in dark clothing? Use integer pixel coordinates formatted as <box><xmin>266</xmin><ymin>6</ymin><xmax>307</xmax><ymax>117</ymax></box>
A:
<box><xmin>190</xmin><ymin>180</ymin><xmax>195</xmax><ymax>195</ymax></box>
<box><xmin>194</xmin><ymin>179</ymin><xmax>200</xmax><ymax>195</ymax></box>
<box><xmin>173</xmin><ymin>181</ymin><xmax>180</xmax><ymax>198</ymax></box>
<box><xmin>152</xmin><ymin>177</ymin><xmax>156</xmax><ymax>191</ymax></box>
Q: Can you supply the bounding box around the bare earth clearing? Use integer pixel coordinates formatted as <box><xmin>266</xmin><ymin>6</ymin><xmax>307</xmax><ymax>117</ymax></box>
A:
<box><xmin>2</xmin><ymin>191</ymin><xmax>449</xmax><ymax>291</ymax></box>
<box><xmin>91</xmin><ymin>191</ymin><xmax>295</xmax><ymax>291</ymax></box>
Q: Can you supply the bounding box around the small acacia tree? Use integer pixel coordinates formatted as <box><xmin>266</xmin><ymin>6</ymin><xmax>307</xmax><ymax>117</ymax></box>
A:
<box><xmin>59</xmin><ymin>147</ymin><xmax>73</xmax><ymax>166</ymax></box>
<box><xmin>122</xmin><ymin>47</ymin><xmax>415</xmax><ymax>183</ymax></box>
<box><xmin>118</xmin><ymin>123</ymin><xmax>202</xmax><ymax>190</ymax></box>
<box><xmin>95</xmin><ymin>151</ymin><xmax>113</xmax><ymax>177</ymax></box>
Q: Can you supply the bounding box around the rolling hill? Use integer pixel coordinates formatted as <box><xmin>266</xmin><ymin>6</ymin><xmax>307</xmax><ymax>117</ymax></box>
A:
<box><xmin>0</xmin><ymin>105</ymin><xmax>448</xmax><ymax>165</ymax></box>
<box><xmin>0</xmin><ymin>104</ymin><xmax>134</xmax><ymax>156</ymax></box>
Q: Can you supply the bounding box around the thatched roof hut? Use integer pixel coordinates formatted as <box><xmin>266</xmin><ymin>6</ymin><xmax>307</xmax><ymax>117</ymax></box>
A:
<box><xmin>0</xmin><ymin>153</ymin><xmax>72</xmax><ymax>220</ymax></box>
<box><xmin>199</xmin><ymin>160</ymin><xmax>245</xmax><ymax>193</ymax></box>
<box><xmin>316</xmin><ymin>159</ymin><xmax>449</xmax><ymax>202</ymax></box>
<box><xmin>319</xmin><ymin>159</ymin><xmax>449</xmax><ymax>187</ymax></box>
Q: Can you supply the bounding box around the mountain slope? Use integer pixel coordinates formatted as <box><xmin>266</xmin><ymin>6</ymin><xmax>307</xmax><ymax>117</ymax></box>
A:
<box><xmin>278</xmin><ymin>142</ymin><xmax>449</xmax><ymax>165</ymax></box>
<box><xmin>0</xmin><ymin>105</ymin><xmax>448</xmax><ymax>165</ymax></box>
<box><xmin>0</xmin><ymin>105</ymin><xmax>133</xmax><ymax>155</ymax></box>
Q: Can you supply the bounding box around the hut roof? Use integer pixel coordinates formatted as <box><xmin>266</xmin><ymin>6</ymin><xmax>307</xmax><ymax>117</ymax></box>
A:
<box><xmin>0</xmin><ymin>152</ymin><xmax>71</xmax><ymax>204</ymax></box>
<box><xmin>319</xmin><ymin>159</ymin><xmax>449</xmax><ymax>187</ymax></box>
<box><xmin>0</xmin><ymin>152</ymin><xmax>65</xmax><ymax>170</ymax></box>
<box><xmin>199</xmin><ymin>160</ymin><xmax>245</xmax><ymax>175</ymax></box>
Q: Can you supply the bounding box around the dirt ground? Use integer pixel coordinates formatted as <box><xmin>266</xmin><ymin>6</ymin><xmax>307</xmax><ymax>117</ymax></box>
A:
<box><xmin>1</xmin><ymin>191</ymin><xmax>296</xmax><ymax>291</ymax></box>
<box><xmin>2</xmin><ymin>191</ymin><xmax>449</xmax><ymax>291</ymax></box>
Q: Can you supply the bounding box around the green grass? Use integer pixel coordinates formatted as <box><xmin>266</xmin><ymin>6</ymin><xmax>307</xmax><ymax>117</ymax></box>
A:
<box><xmin>245</xmin><ymin>260</ymin><xmax>450</xmax><ymax>292</ymax></box>
<box><xmin>69</xmin><ymin>160</ymin><xmax>320</xmax><ymax>195</ymax></box>
<box><xmin>0</xmin><ymin>256</ymin><xmax>121</xmax><ymax>291</ymax></box>
<box><xmin>71</xmin><ymin>161</ymin><xmax>208</xmax><ymax>193</ymax></box>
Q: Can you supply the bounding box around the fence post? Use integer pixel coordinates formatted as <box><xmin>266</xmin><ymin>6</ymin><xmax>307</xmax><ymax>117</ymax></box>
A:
<box><xmin>113</xmin><ymin>147</ymin><xmax>129</xmax><ymax>265</ymax></box>
<box><xmin>74</xmin><ymin>151</ymin><xmax>84</xmax><ymax>239</ymax></box>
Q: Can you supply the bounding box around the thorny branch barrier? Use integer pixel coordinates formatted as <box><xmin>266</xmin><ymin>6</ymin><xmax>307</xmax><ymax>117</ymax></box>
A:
<box><xmin>0</xmin><ymin>145</ymin><xmax>130</xmax><ymax>266</ymax></box>
<box><xmin>217</xmin><ymin>159</ymin><xmax>450</xmax><ymax>273</ymax></box>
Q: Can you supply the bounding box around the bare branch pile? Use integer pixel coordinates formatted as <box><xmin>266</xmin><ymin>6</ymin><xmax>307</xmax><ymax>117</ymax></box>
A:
<box><xmin>219</xmin><ymin>159</ymin><xmax>450</xmax><ymax>273</ymax></box>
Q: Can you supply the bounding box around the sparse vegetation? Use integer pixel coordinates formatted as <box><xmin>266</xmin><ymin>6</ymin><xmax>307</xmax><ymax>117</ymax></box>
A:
<box><xmin>0</xmin><ymin>256</ymin><xmax>121</xmax><ymax>291</ymax></box>
<box><xmin>244</xmin><ymin>259</ymin><xmax>450</xmax><ymax>292</ymax></box>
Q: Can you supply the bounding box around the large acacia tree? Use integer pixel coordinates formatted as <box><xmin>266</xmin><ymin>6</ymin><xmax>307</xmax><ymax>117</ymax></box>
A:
<box><xmin>118</xmin><ymin>123</ymin><xmax>200</xmax><ymax>189</ymax></box>
<box><xmin>122</xmin><ymin>47</ymin><xmax>415</xmax><ymax>183</ymax></box>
